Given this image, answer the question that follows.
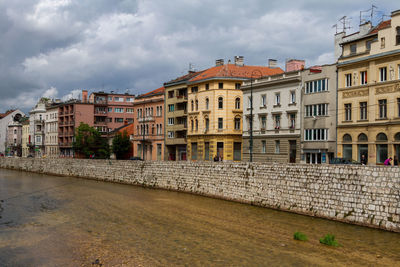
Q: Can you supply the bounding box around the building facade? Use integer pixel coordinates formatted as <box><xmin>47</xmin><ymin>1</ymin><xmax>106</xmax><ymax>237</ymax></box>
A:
<box><xmin>164</xmin><ymin>71</ymin><xmax>202</xmax><ymax>161</ymax></box>
<box><xmin>242</xmin><ymin>69</ymin><xmax>302</xmax><ymax>163</ymax></box>
<box><xmin>29</xmin><ymin>98</ymin><xmax>49</xmax><ymax>157</ymax></box>
<box><xmin>337</xmin><ymin>10</ymin><xmax>400</xmax><ymax>164</ymax></box>
<box><xmin>45</xmin><ymin>104</ymin><xmax>59</xmax><ymax>157</ymax></box>
<box><xmin>301</xmin><ymin>64</ymin><xmax>337</xmax><ymax>164</ymax></box>
<box><xmin>132</xmin><ymin>87</ymin><xmax>165</xmax><ymax>161</ymax></box>
<box><xmin>186</xmin><ymin>57</ymin><xmax>284</xmax><ymax>161</ymax></box>
<box><xmin>6</xmin><ymin>121</ymin><xmax>22</xmax><ymax>156</ymax></box>
<box><xmin>0</xmin><ymin>109</ymin><xmax>24</xmax><ymax>154</ymax></box>
<box><xmin>21</xmin><ymin>119</ymin><xmax>30</xmax><ymax>157</ymax></box>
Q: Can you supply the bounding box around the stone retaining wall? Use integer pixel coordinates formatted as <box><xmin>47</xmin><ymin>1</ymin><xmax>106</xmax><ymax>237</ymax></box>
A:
<box><xmin>1</xmin><ymin>158</ymin><xmax>399</xmax><ymax>232</ymax></box>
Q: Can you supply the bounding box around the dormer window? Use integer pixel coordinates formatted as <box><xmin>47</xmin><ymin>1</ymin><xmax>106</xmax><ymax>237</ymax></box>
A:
<box><xmin>350</xmin><ymin>44</ymin><xmax>357</xmax><ymax>54</ymax></box>
<box><xmin>396</xmin><ymin>27</ymin><xmax>400</xmax><ymax>45</ymax></box>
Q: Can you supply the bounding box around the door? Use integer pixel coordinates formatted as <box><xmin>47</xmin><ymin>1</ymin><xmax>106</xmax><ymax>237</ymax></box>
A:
<box><xmin>217</xmin><ymin>142</ymin><xmax>224</xmax><ymax>160</ymax></box>
<box><xmin>289</xmin><ymin>140</ymin><xmax>296</xmax><ymax>163</ymax></box>
<box><xmin>204</xmin><ymin>142</ymin><xmax>210</xmax><ymax>161</ymax></box>
<box><xmin>233</xmin><ymin>142</ymin><xmax>241</xmax><ymax>161</ymax></box>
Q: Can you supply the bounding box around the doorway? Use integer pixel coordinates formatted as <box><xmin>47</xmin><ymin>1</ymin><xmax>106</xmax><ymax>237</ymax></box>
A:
<box><xmin>289</xmin><ymin>140</ymin><xmax>296</xmax><ymax>163</ymax></box>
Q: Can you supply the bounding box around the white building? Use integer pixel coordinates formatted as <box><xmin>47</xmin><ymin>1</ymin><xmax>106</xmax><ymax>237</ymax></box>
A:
<box><xmin>0</xmin><ymin>109</ymin><xmax>25</xmax><ymax>154</ymax></box>
<box><xmin>29</xmin><ymin>98</ymin><xmax>49</xmax><ymax>157</ymax></box>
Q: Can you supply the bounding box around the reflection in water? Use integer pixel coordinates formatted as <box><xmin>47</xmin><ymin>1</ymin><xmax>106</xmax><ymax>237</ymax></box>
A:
<box><xmin>0</xmin><ymin>169</ymin><xmax>399</xmax><ymax>266</ymax></box>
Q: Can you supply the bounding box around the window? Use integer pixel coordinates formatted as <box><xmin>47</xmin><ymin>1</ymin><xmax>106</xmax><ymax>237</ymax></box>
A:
<box><xmin>191</xmin><ymin>86</ymin><xmax>198</xmax><ymax>93</ymax></box>
<box><xmin>305</xmin><ymin>79</ymin><xmax>328</xmax><ymax>93</ymax></box>
<box><xmin>274</xmin><ymin>115</ymin><xmax>280</xmax><ymax>128</ymax></box>
<box><xmin>195</xmin><ymin>119</ymin><xmax>198</xmax><ymax>131</ymax></box>
<box><xmin>126</xmin><ymin>108</ymin><xmax>133</xmax><ymax>113</ymax></box>
<box><xmin>399</xmin><ymin>64</ymin><xmax>400</xmax><ymax>79</ymax></box>
<box><xmin>168</xmin><ymin>91</ymin><xmax>174</xmax><ymax>98</ymax></box>
<box><xmin>345</xmin><ymin>104</ymin><xmax>352</xmax><ymax>121</ymax></box>
<box><xmin>108</xmin><ymin>96</ymin><xmax>112</xmax><ymax>101</ymax></box>
<box><xmin>115</xmin><ymin>118</ymin><xmax>124</xmax><ymax>123</ymax></box>
<box><xmin>234</xmin><ymin>117</ymin><xmax>240</xmax><ymax>130</ymax></box>
<box><xmin>261</xmin><ymin>94</ymin><xmax>266</xmax><ymax>107</ymax></box>
<box><xmin>304</xmin><ymin>129</ymin><xmax>328</xmax><ymax>141</ymax></box>
<box><xmin>206</xmin><ymin>98</ymin><xmax>209</xmax><ymax>110</ymax></box>
<box><xmin>379</xmin><ymin>67</ymin><xmax>387</xmax><ymax>82</ymax></box>
<box><xmin>235</xmin><ymin>98</ymin><xmax>240</xmax><ymax>109</ymax></box>
<box><xmin>205</xmin><ymin>118</ymin><xmax>209</xmax><ymax>131</ymax></box>
<box><xmin>260</xmin><ymin>116</ymin><xmax>266</xmax><ymax>130</ymax></box>
<box><xmin>114</xmin><ymin>97</ymin><xmax>124</xmax><ymax>102</ymax></box>
<box><xmin>168</xmin><ymin>104</ymin><xmax>174</xmax><ymax>112</ymax></box>
<box><xmin>379</xmin><ymin>99</ymin><xmax>387</xmax><ymax>119</ymax></box>
<box><xmin>381</xmin><ymin>37</ymin><xmax>385</xmax><ymax>48</ymax></box>
<box><xmin>305</xmin><ymin>104</ymin><xmax>328</xmax><ymax>117</ymax></box>
<box><xmin>290</xmin><ymin>91</ymin><xmax>296</xmax><ymax>104</ymax></box>
<box><xmin>191</xmin><ymin>142</ymin><xmax>198</xmax><ymax>160</ymax></box>
<box><xmin>195</xmin><ymin>100</ymin><xmax>198</xmax><ymax>111</ymax></box>
<box><xmin>218</xmin><ymin>97</ymin><xmax>223</xmax><ymax>109</ymax></box>
<box><xmin>366</xmin><ymin>40</ymin><xmax>372</xmax><ymax>51</ymax></box>
<box><xmin>168</xmin><ymin>118</ymin><xmax>174</xmax><ymax>125</ymax></box>
<box><xmin>218</xmin><ymin>82</ymin><xmax>223</xmax><ymax>89</ymax></box>
<box><xmin>275</xmin><ymin>140</ymin><xmax>280</xmax><ymax>154</ymax></box>
<box><xmin>126</xmin><ymin>97</ymin><xmax>134</xmax><ymax>102</ymax></box>
<box><xmin>396</xmin><ymin>27</ymin><xmax>400</xmax><ymax>45</ymax></box>
<box><xmin>205</xmin><ymin>83</ymin><xmax>209</xmax><ymax>90</ymax></box>
<box><xmin>235</xmin><ymin>83</ymin><xmax>241</xmax><ymax>89</ymax></box>
<box><xmin>289</xmin><ymin>114</ymin><xmax>296</xmax><ymax>128</ymax></box>
<box><xmin>218</xmin><ymin>118</ymin><xmax>223</xmax><ymax>129</ymax></box>
<box><xmin>275</xmin><ymin>93</ymin><xmax>280</xmax><ymax>105</ymax></box>
<box><xmin>345</xmin><ymin>74</ymin><xmax>352</xmax><ymax>87</ymax></box>
<box><xmin>159</xmin><ymin>106</ymin><xmax>162</xmax><ymax>116</ymax></box>
<box><xmin>360</xmin><ymin>71</ymin><xmax>367</xmax><ymax>85</ymax></box>
<box><xmin>350</xmin><ymin>44</ymin><xmax>357</xmax><ymax>54</ymax></box>
<box><xmin>191</xmin><ymin>120</ymin><xmax>194</xmax><ymax>132</ymax></box>
<box><xmin>115</xmin><ymin>108</ymin><xmax>123</xmax><ymax>113</ymax></box>
<box><xmin>398</xmin><ymin>98</ymin><xmax>400</xmax><ymax>117</ymax></box>
<box><xmin>191</xmin><ymin>100</ymin><xmax>194</xmax><ymax>111</ymax></box>
<box><xmin>261</xmin><ymin>140</ymin><xmax>266</xmax><ymax>153</ymax></box>
<box><xmin>360</xmin><ymin>102</ymin><xmax>367</xmax><ymax>120</ymax></box>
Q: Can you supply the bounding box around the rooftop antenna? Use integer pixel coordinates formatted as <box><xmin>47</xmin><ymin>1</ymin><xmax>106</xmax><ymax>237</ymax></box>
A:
<box><xmin>332</xmin><ymin>24</ymin><xmax>338</xmax><ymax>34</ymax></box>
<box><xmin>338</xmin><ymin>16</ymin><xmax>352</xmax><ymax>33</ymax></box>
<box><xmin>189</xmin><ymin>63</ymin><xmax>195</xmax><ymax>72</ymax></box>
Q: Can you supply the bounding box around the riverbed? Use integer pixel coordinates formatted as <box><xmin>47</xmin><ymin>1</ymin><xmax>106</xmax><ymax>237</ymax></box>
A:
<box><xmin>0</xmin><ymin>169</ymin><xmax>399</xmax><ymax>266</ymax></box>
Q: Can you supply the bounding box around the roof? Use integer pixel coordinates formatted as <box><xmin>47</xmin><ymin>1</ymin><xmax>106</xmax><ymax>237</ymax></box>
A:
<box><xmin>0</xmin><ymin>110</ymin><xmax>16</xmax><ymax>119</ymax></box>
<box><xmin>136</xmin><ymin>86</ymin><xmax>165</xmax><ymax>99</ymax></box>
<box><xmin>164</xmin><ymin>70</ymin><xmax>204</xmax><ymax>86</ymax></box>
<box><xmin>189</xmin><ymin>64</ymin><xmax>284</xmax><ymax>83</ymax></box>
<box><xmin>110</xmin><ymin>122</ymin><xmax>133</xmax><ymax>134</ymax></box>
<box><xmin>369</xmin><ymin>20</ymin><xmax>391</xmax><ymax>34</ymax></box>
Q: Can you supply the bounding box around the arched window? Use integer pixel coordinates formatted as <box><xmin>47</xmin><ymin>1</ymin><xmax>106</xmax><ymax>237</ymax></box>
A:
<box><xmin>191</xmin><ymin>119</ymin><xmax>194</xmax><ymax>132</ymax></box>
<box><xmin>358</xmin><ymin>133</ymin><xmax>368</xmax><ymax>142</ymax></box>
<box><xmin>205</xmin><ymin>117</ymin><xmax>209</xmax><ymax>131</ymax></box>
<box><xmin>195</xmin><ymin>100</ymin><xmax>198</xmax><ymax>111</ymax></box>
<box><xmin>205</xmin><ymin>98</ymin><xmax>209</xmax><ymax>110</ymax></box>
<box><xmin>395</xmin><ymin>132</ymin><xmax>400</xmax><ymax>141</ymax></box>
<box><xmin>235</xmin><ymin>98</ymin><xmax>240</xmax><ymax>109</ymax></box>
<box><xmin>234</xmin><ymin>116</ymin><xmax>241</xmax><ymax>130</ymax></box>
<box><xmin>343</xmin><ymin>134</ymin><xmax>352</xmax><ymax>142</ymax></box>
<box><xmin>195</xmin><ymin>119</ymin><xmax>198</xmax><ymax>131</ymax></box>
<box><xmin>218</xmin><ymin>97</ymin><xmax>223</xmax><ymax>109</ymax></box>
<box><xmin>376</xmin><ymin>133</ymin><xmax>388</xmax><ymax>141</ymax></box>
<box><xmin>191</xmin><ymin>100</ymin><xmax>194</xmax><ymax>111</ymax></box>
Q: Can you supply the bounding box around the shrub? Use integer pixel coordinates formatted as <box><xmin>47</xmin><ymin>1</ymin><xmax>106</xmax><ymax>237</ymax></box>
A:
<box><xmin>293</xmin><ymin>231</ymin><xmax>308</xmax><ymax>241</ymax></box>
<box><xmin>319</xmin><ymin>234</ymin><xmax>339</xmax><ymax>247</ymax></box>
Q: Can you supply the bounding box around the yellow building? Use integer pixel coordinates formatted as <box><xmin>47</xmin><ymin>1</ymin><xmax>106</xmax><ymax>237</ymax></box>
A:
<box><xmin>186</xmin><ymin>58</ymin><xmax>283</xmax><ymax>161</ymax></box>
<box><xmin>337</xmin><ymin>10</ymin><xmax>400</xmax><ymax>164</ymax></box>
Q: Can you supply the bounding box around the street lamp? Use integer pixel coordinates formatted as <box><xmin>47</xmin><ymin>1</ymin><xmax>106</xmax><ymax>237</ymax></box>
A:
<box><xmin>249</xmin><ymin>69</ymin><xmax>263</xmax><ymax>162</ymax></box>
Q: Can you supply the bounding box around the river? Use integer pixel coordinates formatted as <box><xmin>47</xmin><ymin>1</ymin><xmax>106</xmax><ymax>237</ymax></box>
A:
<box><xmin>0</xmin><ymin>169</ymin><xmax>399</xmax><ymax>266</ymax></box>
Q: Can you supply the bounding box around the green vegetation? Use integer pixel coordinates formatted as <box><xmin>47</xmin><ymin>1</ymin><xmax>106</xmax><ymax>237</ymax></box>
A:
<box><xmin>319</xmin><ymin>234</ymin><xmax>339</xmax><ymax>247</ymax></box>
<box><xmin>112</xmin><ymin>130</ymin><xmax>131</xmax><ymax>159</ymax></box>
<box><xmin>293</xmin><ymin>231</ymin><xmax>308</xmax><ymax>241</ymax></box>
<box><xmin>73</xmin><ymin>123</ymin><xmax>110</xmax><ymax>159</ymax></box>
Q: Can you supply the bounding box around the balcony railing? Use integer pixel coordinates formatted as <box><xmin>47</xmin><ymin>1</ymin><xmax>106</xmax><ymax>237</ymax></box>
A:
<box><xmin>138</xmin><ymin>116</ymin><xmax>155</xmax><ymax>122</ymax></box>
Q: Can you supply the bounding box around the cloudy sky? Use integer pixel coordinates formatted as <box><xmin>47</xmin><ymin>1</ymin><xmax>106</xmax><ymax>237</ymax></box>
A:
<box><xmin>0</xmin><ymin>0</ymin><xmax>396</xmax><ymax>112</ymax></box>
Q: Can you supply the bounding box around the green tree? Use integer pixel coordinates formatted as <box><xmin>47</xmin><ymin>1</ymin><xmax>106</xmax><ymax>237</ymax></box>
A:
<box><xmin>73</xmin><ymin>123</ymin><xmax>110</xmax><ymax>159</ymax></box>
<box><xmin>112</xmin><ymin>130</ymin><xmax>131</xmax><ymax>159</ymax></box>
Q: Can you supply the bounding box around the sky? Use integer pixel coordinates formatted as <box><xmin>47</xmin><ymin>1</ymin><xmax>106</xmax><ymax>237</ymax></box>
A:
<box><xmin>0</xmin><ymin>0</ymin><xmax>396</xmax><ymax>113</ymax></box>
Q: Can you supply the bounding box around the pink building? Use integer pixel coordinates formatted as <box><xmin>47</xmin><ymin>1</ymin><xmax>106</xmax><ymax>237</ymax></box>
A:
<box><xmin>88</xmin><ymin>91</ymin><xmax>135</xmax><ymax>134</ymax></box>
<box><xmin>285</xmin><ymin>59</ymin><xmax>305</xmax><ymax>72</ymax></box>
<box><xmin>132</xmin><ymin>87</ymin><xmax>165</xmax><ymax>160</ymax></box>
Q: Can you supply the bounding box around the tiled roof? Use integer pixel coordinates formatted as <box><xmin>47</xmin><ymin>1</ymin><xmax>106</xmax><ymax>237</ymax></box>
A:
<box><xmin>369</xmin><ymin>20</ymin><xmax>391</xmax><ymax>34</ymax></box>
<box><xmin>0</xmin><ymin>109</ymin><xmax>16</xmax><ymax>119</ymax></box>
<box><xmin>165</xmin><ymin>70</ymin><xmax>205</xmax><ymax>85</ymax></box>
<box><xmin>136</xmin><ymin>86</ymin><xmax>165</xmax><ymax>99</ymax></box>
<box><xmin>189</xmin><ymin>64</ymin><xmax>284</xmax><ymax>82</ymax></box>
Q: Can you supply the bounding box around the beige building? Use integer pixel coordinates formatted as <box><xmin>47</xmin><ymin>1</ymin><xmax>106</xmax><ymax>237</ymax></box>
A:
<box><xmin>187</xmin><ymin>57</ymin><xmax>283</xmax><ymax>161</ymax></box>
<box><xmin>164</xmin><ymin>71</ymin><xmax>202</xmax><ymax>161</ymax></box>
<box><xmin>301</xmin><ymin>64</ymin><xmax>337</xmax><ymax>164</ymax></box>
<box><xmin>336</xmin><ymin>9</ymin><xmax>400</xmax><ymax>164</ymax></box>
<box><xmin>21</xmin><ymin>119</ymin><xmax>30</xmax><ymax>157</ymax></box>
<box><xmin>45</xmin><ymin>104</ymin><xmax>59</xmax><ymax>157</ymax></box>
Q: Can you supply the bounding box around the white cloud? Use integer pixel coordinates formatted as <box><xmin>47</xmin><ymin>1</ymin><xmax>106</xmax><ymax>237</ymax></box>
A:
<box><xmin>42</xmin><ymin>86</ymin><xmax>58</xmax><ymax>98</ymax></box>
<box><xmin>61</xmin><ymin>89</ymin><xmax>81</xmax><ymax>101</ymax></box>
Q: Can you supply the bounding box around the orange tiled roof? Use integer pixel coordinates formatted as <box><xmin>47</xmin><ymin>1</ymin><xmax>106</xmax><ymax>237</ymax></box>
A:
<box><xmin>369</xmin><ymin>20</ymin><xmax>391</xmax><ymax>34</ymax></box>
<box><xmin>189</xmin><ymin>64</ymin><xmax>284</xmax><ymax>82</ymax></box>
<box><xmin>137</xmin><ymin>86</ymin><xmax>165</xmax><ymax>99</ymax></box>
<box><xmin>0</xmin><ymin>109</ymin><xmax>15</xmax><ymax>119</ymax></box>
<box><xmin>165</xmin><ymin>70</ymin><xmax>205</xmax><ymax>85</ymax></box>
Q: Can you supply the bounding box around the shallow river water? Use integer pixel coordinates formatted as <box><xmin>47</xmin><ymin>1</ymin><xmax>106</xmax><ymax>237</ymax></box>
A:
<box><xmin>0</xmin><ymin>168</ymin><xmax>399</xmax><ymax>266</ymax></box>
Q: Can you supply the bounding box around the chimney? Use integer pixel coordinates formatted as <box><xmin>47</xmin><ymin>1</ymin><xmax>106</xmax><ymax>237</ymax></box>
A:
<box><xmin>285</xmin><ymin>59</ymin><xmax>305</xmax><ymax>72</ymax></box>
<box><xmin>268</xmin><ymin>59</ymin><xmax>277</xmax><ymax>68</ymax></box>
<box><xmin>82</xmin><ymin>90</ymin><xmax>88</xmax><ymax>103</ymax></box>
<box><xmin>215</xmin><ymin>59</ymin><xmax>224</xmax><ymax>66</ymax></box>
<box><xmin>234</xmin><ymin>56</ymin><xmax>244</xmax><ymax>66</ymax></box>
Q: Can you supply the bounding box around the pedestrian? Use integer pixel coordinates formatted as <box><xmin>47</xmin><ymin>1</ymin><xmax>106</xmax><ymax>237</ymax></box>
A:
<box><xmin>360</xmin><ymin>154</ymin><xmax>367</xmax><ymax>165</ymax></box>
<box><xmin>394</xmin><ymin>156</ymin><xmax>398</xmax><ymax>166</ymax></box>
<box><xmin>384</xmin><ymin>157</ymin><xmax>392</xmax><ymax>166</ymax></box>
<box><xmin>213</xmin><ymin>155</ymin><xmax>218</xmax><ymax>162</ymax></box>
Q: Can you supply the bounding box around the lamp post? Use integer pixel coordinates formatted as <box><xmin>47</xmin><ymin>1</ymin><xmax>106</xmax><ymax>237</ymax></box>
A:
<box><xmin>249</xmin><ymin>69</ymin><xmax>263</xmax><ymax>162</ymax></box>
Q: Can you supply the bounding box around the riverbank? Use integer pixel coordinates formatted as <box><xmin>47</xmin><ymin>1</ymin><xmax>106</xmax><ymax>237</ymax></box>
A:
<box><xmin>0</xmin><ymin>158</ymin><xmax>399</xmax><ymax>232</ymax></box>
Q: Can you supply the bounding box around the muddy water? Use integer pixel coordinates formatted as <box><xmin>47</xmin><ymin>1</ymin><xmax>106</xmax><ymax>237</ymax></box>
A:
<box><xmin>0</xmin><ymin>169</ymin><xmax>399</xmax><ymax>266</ymax></box>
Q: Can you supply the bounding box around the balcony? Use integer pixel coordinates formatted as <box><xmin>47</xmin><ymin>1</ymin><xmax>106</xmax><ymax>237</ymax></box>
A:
<box><xmin>138</xmin><ymin>116</ymin><xmax>155</xmax><ymax>122</ymax></box>
<box><xmin>94</xmin><ymin>111</ymin><xmax>108</xmax><ymax>116</ymax></box>
<box><xmin>94</xmin><ymin>100</ymin><xmax>107</xmax><ymax>105</ymax></box>
<box><xmin>165</xmin><ymin>137</ymin><xmax>186</xmax><ymax>145</ymax></box>
<box><xmin>94</xmin><ymin>121</ymin><xmax>107</xmax><ymax>125</ymax></box>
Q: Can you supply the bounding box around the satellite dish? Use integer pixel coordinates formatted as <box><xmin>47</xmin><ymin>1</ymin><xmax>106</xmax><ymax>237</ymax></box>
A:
<box><xmin>13</xmin><ymin>113</ymin><xmax>22</xmax><ymax>122</ymax></box>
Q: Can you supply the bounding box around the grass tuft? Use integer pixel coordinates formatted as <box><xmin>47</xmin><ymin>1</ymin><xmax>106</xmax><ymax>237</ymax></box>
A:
<box><xmin>319</xmin><ymin>234</ymin><xmax>339</xmax><ymax>247</ymax></box>
<box><xmin>293</xmin><ymin>231</ymin><xmax>308</xmax><ymax>241</ymax></box>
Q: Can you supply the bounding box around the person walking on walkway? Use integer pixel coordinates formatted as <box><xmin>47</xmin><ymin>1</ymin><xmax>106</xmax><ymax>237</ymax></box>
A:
<box><xmin>360</xmin><ymin>154</ymin><xmax>367</xmax><ymax>165</ymax></box>
<box><xmin>384</xmin><ymin>157</ymin><xmax>392</xmax><ymax>166</ymax></box>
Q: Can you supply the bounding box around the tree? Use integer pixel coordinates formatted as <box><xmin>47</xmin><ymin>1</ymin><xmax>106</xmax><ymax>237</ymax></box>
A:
<box><xmin>73</xmin><ymin>123</ymin><xmax>110</xmax><ymax>159</ymax></box>
<box><xmin>112</xmin><ymin>130</ymin><xmax>131</xmax><ymax>159</ymax></box>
